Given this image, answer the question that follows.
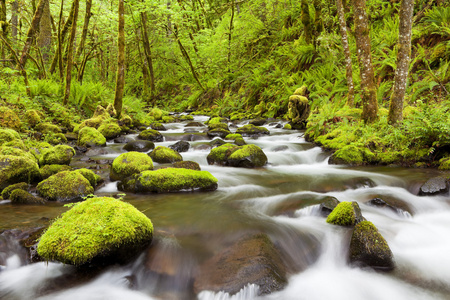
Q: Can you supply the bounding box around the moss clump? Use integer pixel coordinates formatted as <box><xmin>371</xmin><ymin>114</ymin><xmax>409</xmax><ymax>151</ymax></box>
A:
<box><xmin>0</xmin><ymin>128</ymin><xmax>20</xmax><ymax>145</ymax></box>
<box><xmin>0</xmin><ymin>106</ymin><xmax>22</xmax><ymax>131</ymax></box>
<box><xmin>77</xmin><ymin>127</ymin><xmax>106</xmax><ymax>147</ymax></box>
<box><xmin>149</xmin><ymin>146</ymin><xmax>183</xmax><ymax>164</ymax></box>
<box><xmin>1</xmin><ymin>182</ymin><xmax>28</xmax><ymax>199</ymax></box>
<box><xmin>227</xmin><ymin>144</ymin><xmax>268</xmax><ymax>167</ymax></box>
<box><xmin>162</xmin><ymin>116</ymin><xmax>175</xmax><ymax>123</ymax></box>
<box><xmin>10</xmin><ymin>189</ymin><xmax>45</xmax><ymax>205</ymax></box>
<box><xmin>148</xmin><ymin>107</ymin><xmax>168</xmax><ymax>121</ymax></box>
<box><xmin>180</xmin><ymin>114</ymin><xmax>194</xmax><ymax>121</ymax></box>
<box><xmin>294</xmin><ymin>85</ymin><xmax>307</xmax><ymax>96</ymax></box>
<box><xmin>206</xmin><ymin>143</ymin><xmax>237</xmax><ymax>165</ymax></box>
<box><xmin>235</xmin><ymin>137</ymin><xmax>246</xmax><ymax>146</ymax></box>
<box><xmin>326</xmin><ymin>201</ymin><xmax>363</xmax><ymax>226</ymax></box>
<box><xmin>39</xmin><ymin>145</ymin><xmax>75</xmax><ymax>166</ymax></box>
<box><xmin>207</xmin><ymin>117</ymin><xmax>227</xmax><ymax>125</ymax></box>
<box><xmin>283</xmin><ymin>124</ymin><xmax>292</xmax><ymax>130</ymax></box>
<box><xmin>122</xmin><ymin>168</ymin><xmax>218</xmax><ymax>193</ymax></box>
<box><xmin>438</xmin><ymin>157</ymin><xmax>450</xmax><ymax>170</ymax></box>
<box><xmin>93</xmin><ymin>105</ymin><xmax>111</xmax><ymax>119</ymax></box>
<box><xmin>172</xmin><ymin>160</ymin><xmax>201</xmax><ymax>170</ymax></box>
<box><xmin>207</xmin><ymin>128</ymin><xmax>232</xmax><ymax>139</ymax></box>
<box><xmin>24</xmin><ymin>110</ymin><xmax>42</xmax><ymax>127</ymax></box>
<box><xmin>35</xmin><ymin>123</ymin><xmax>62</xmax><ymax>134</ymax></box>
<box><xmin>330</xmin><ymin>145</ymin><xmax>367</xmax><ymax>165</ymax></box>
<box><xmin>208</xmin><ymin>123</ymin><xmax>229</xmax><ymax>130</ymax></box>
<box><xmin>40</xmin><ymin>164</ymin><xmax>73</xmax><ymax>179</ymax></box>
<box><xmin>236</xmin><ymin>124</ymin><xmax>270</xmax><ymax>136</ymax></box>
<box><xmin>0</xmin><ymin>146</ymin><xmax>36</xmax><ymax>163</ymax></box>
<box><xmin>150</xmin><ymin>122</ymin><xmax>166</xmax><ymax>131</ymax></box>
<box><xmin>36</xmin><ymin>171</ymin><xmax>94</xmax><ymax>202</ymax></box>
<box><xmin>110</xmin><ymin>152</ymin><xmax>154</xmax><ymax>181</ymax></box>
<box><xmin>44</xmin><ymin>132</ymin><xmax>68</xmax><ymax>145</ymax></box>
<box><xmin>98</xmin><ymin>121</ymin><xmax>122</xmax><ymax>140</ymax></box>
<box><xmin>37</xmin><ymin>197</ymin><xmax>153</xmax><ymax>265</ymax></box>
<box><xmin>74</xmin><ymin>168</ymin><xmax>102</xmax><ymax>187</ymax></box>
<box><xmin>138</xmin><ymin>129</ymin><xmax>163</xmax><ymax>142</ymax></box>
<box><xmin>0</xmin><ymin>155</ymin><xmax>40</xmax><ymax>190</ymax></box>
<box><xmin>225</xmin><ymin>133</ymin><xmax>243</xmax><ymax>140</ymax></box>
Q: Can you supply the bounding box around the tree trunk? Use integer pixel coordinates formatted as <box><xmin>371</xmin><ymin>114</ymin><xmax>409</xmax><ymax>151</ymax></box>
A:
<box><xmin>19</xmin><ymin>0</ymin><xmax>48</xmax><ymax>68</ymax></box>
<box><xmin>1</xmin><ymin>0</ymin><xmax>8</xmax><ymax>59</ymax></box>
<box><xmin>336</xmin><ymin>0</ymin><xmax>355</xmax><ymax>106</ymax></box>
<box><xmin>301</xmin><ymin>0</ymin><xmax>311</xmax><ymax>44</ymax></box>
<box><xmin>140</xmin><ymin>11</ymin><xmax>155</xmax><ymax>100</ymax></box>
<box><xmin>114</xmin><ymin>0</ymin><xmax>125</xmax><ymax>118</ymax></box>
<box><xmin>352</xmin><ymin>0</ymin><xmax>378</xmax><ymax>123</ymax></box>
<box><xmin>37</xmin><ymin>0</ymin><xmax>52</xmax><ymax>62</ymax></box>
<box><xmin>227</xmin><ymin>0</ymin><xmax>234</xmax><ymax>73</ymax></box>
<box><xmin>10</xmin><ymin>0</ymin><xmax>18</xmax><ymax>47</ymax></box>
<box><xmin>62</xmin><ymin>0</ymin><xmax>79</xmax><ymax>105</ymax></box>
<box><xmin>57</xmin><ymin>0</ymin><xmax>64</xmax><ymax>79</ymax></box>
<box><xmin>388</xmin><ymin>0</ymin><xmax>415</xmax><ymax>125</ymax></box>
<box><xmin>75</xmin><ymin>0</ymin><xmax>92</xmax><ymax>60</ymax></box>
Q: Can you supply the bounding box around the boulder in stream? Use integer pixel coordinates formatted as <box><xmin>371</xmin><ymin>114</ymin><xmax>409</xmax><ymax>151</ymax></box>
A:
<box><xmin>169</xmin><ymin>140</ymin><xmax>190</xmax><ymax>153</ymax></box>
<box><xmin>0</xmin><ymin>155</ymin><xmax>41</xmax><ymax>191</ymax></box>
<box><xmin>418</xmin><ymin>176</ymin><xmax>449</xmax><ymax>196</ymax></box>
<box><xmin>207</xmin><ymin>144</ymin><xmax>267</xmax><ymax>168</ymax></box>
<box><xmin>348</xmin><ymin>221</ymin><xmax>395</xmax><ymax>270</ymax></box>
<box><xmin>39</xmin><ymin>164</ymin><xmax>73</xmax><ymax>179</ymax></box>
<box><xmin>319</xmin><ymin>196</ymin><xmax>340</xmax><ymax>217</ymax></box>
<box><xmin>38</xmin><ymin>145</ymin><xmax>76</xmax><ymax>166</ymax></box>
<box><xmin>10</xmin><ymin>189</ymin><xmax>45</xmax><ymax>205</ymax></box>
<box><xmin>149</xmin><ymin>146</ymin><xmax>183</xmax><ymax>164</ymax></box>
<box><xmin>119</xmin><ymin>168</ymin><xmax>218</xmax><ymax>193</ymax></box>
<box><xmin>98</xmin><ymin>121</ymin><xmax>122</xmax><ymax>140</ymax></box>
<box><xmin>77</xmin><ymin>127</ymin><xmax>106</xmax><ymax>147</ymax></box>
<box><xmin>37</xmin><ymin>197</ymin><xmax>153</xmax><ymax>266</ymax></box>
<box><xmin>138</xmin><ymin>129</ymin><xmax>164</xmax><ymax>142</ymax></box>
<box><xmin>110</xmin><ymin>151</ymin><xmax>154</xmax><ymax>181</ymax></box>
<box><xmin>36</xmin><ymin>170</ymin><xmax>94</xmax><ymax>202</ymax></box>
<box><xmin>326</xmin><ymin>201</ymin><xmax>364</xmax><ymax>226</ymax></box>
<box><xmin>172</xmin><ymin>160</ymin><xmax>201</xmax><ymax>170</ymax></box>
<box><xmin>123</xmin><ymin>140</ymin><xmax>155</xmax><ymax>152</ymax></box>
<box><xmin>236</xmin><ymin>124</ymin><xmax>269</xmax><ymax>137</ymax></box>
<box><xmin>194</xmin><ymin>233</ymin><xmax>287</xmax><ymax>296</ymax></box>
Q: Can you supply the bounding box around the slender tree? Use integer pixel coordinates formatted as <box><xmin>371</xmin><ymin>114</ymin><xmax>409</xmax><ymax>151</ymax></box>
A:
<box><xmin>75</xmin><ymin>0</ymin><xmax>92</xmax><ymax>60</ymax></box>
<box><xmin>114</xmin><ymin>0</ymin><xmax>125</xmax><ymax>117</ymax></box>
<box><xmin>10</xmin><ymin>0</ymin><xmax>18</xmax><ymax>47</ymax></box>
<box><xmin>63</xmin><ymin>0</ymin><xmax>80</xmax><ymax>105</ymax></box>
<box><xmin>388</xmin><ymin>0</ymin><xmax>415</xmax><ymax>125</ymax></box>
<box><xmin>0</xmin><ymin>0</ymin><xmax>7</xmax><ymax>59</ymax></box>
<box><xmin>38</xmin><ymin>0</ymin><xmax>52</xmax><ymax>62</ymax></box>
<box><xmin>140</xmin><ymin>11</ymin><xmax>155</xmax><ymax>100</ymax></box>
<box><xmin>227</xmin><ymin>0</ymin><xmax>234</xmax><ymax>73</ymax></box>
<box><xmin>352</xmin><ymin>0</ymin><xmax>378</xmax><ymax>123</ymax></box>
<box><xmin>336</xmin><ymin>0</ymin><xmax>355</xmax><ymax>106</ymax></box>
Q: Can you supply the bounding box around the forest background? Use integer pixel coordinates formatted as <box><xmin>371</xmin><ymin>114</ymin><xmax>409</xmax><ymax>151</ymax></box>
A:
<box><xmin>0</xmin><ymin>0</ymin><xmax>449</xmax><ymax>167</ymax></box>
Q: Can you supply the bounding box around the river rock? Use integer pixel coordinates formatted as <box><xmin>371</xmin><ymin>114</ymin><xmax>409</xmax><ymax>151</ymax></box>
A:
<box><xmin>110</xmin><ymin>152</ymin><xmax>154</xmax><ymax>181</ymax></box>
<box><xmin>349</xmin><ymin>221</ymin><xmax>395</xmax><ymax>270</ymax></box>
<box><xmin>38</xmin><ymin>145</ymin><xmax>76</xmax><ymax>166</ymax></box>
<box><xmin>366</xmin><ymin>195</ymin><xmax>413</xmax><ymax>215</ymax></box>
<box><xmin>36</xmin><ymin>170</ymin><xmax>94</xmax><ymax>202</ymax></box>
<box><xmin>207</xmin><ymin>128</ymin><xmax>231</xmax><ymax>139</ymax></box>
<box><xmin>0</xmin><ymin>155</ymin><xmax>41</xmax><ymax>191</ymax></box>
<box><xmin>74</xmin><ymin>168</ymin><xmax>103</xmax><ymax>188</ymax></box>
<box><xmin>138</xmin><ymin>129</ymin><xmax>164</xmax><ymax>142</ymax></box>
<box><xmin>0</xmin><ymin>128</ymin><xmax>20</xmax><ymax>145</ymax></box>
<box><xmin>37</xmin><ymin>197</ymin><xmax>153</xmax><ymax>266</ymax></box>
<box><xmin>185</xmin><ymin>122</ymin><xmax>205</xmax><ymax>127</ymax></box>
<box><xmin>123</xmin><ymin>140</ymin><xmax>155</xmax><ymax>152</ymax></box>
<box><xmin>249</xmin><ymin>118</ymin><xmax>267</xmax><ymax>126</ymax></box>
<box><xmin>194</xmin><ymin>233</ymin><xmax>287</xmax><ymax>296</ymax></box>
<box><xmin>326</xmin><ymin>201</ymin><xmax>364</xmax><ymax>226</ymax></box>
<box><xmin>1</xmin><ymin>182</ymin><xmax>28</xmax><ymax>199</ymax></box>
<box><xmin>169</xmin><ymin>140</ymin><xmax>190</xmax><ymax>153</ymax></box>
<box><xmin>10</xmin><ymin>189</ymin><xmax>45</xmax><ymax>205</ymax></box>
<box><xmin>0</xmin><ymin>107</ymin><xmax>22</xmax><ymax>131</ymax></box>
<box><xmin>77</xmin><ymin>127</ymin><xmax>106</xmax><ymax>147</ymax></box>
<box><xmin>418</xmin><ymin>176</ymin><xmax>449</xmax><ymax>196</ymax></box>
<box><xmin>319</xmin><ymin>196</ymin><xmax>340</xmax><ymax>217</ymax></box>
<box><xmin>236</xmin><ymin>124</ymin><xmax>269</xmax><ymax>137</ymax></box>
<box><xmin>151</xmin><ymin>122</ymin><xmax>167</xmax><ymax>131</ymax></box>
<box><xmin>98</xmin><ymin>121</ymin><xmax>122</xmax><ymax>140</ymax></box>
<box><xmin>119</xmin><ymin>168</ymin><xmax>218</xmax><ymax>193</ymax></box>
<box><xmin>207</xmin><ymin>144</ymin><xmax>267</xmax><ymax>168</ymax></box>
<box><xmin>172</xmin><ymin>161</ymin><xmax>201</xmax><ymax>170</ymax></box>
<box><xmin>149</xmin><ymin>146</ymin><xmax>183</xmax><ymax>164</ymax></box>
<box><xmin>39</xmin><ymin>164</ymin><xmax>73</xmax><ymax>179</ymax></box>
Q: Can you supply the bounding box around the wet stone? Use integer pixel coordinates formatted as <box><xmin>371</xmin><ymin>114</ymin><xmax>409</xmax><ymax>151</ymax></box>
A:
<box><xmin>419</xmin><ymin>177</ymin><xmax>449</xmax><ymax>196</ymax></box>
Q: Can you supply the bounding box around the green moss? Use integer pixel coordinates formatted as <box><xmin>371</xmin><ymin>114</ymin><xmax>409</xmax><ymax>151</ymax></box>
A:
<box><xmin>93</xmin><ymin>105</ymin><xmax>111</xmax><ymax>119</ymax></box>
<box><xmin>0</xmin><ymin>155</ymin><xmax>41</xmax><ymax>190</ymax></box>
<box><xmin>207</xmin><ymin>143</ymin><xmax>237</xmax><ymax>164</ymax></box>
<box><xmin>148</xmin><ymin>107</ymin><xmax>168</xmax><ymax>120</ymax></box>
<box><xmin>172</xmin><ymin>160</ymin><xmax>201</xmax><ymax>170</ymax></box>
<box><xmin>439</xmin><ymin>157</ymin><xmax>450</xmax><ymax>170</ymax></box>
<box><xmin>0</xmin><ymin>106</ymin><xmax>22</xmax><ymax>131</ymax></box>
<box><xmin>0</xmin><ymin>128</ymin><xmax>20</xmax><ymax>145</ymax></box>
<box><xmin>293</xmin><ymin>85</ymin><xmax>307</xmax><ymax>96</ymax></box>
<box><xmin>98</xmin><ymin>121</ymin><xmax>122</xmax><ymax>140</ymax></box>
<box><xmin>24</xmin><ymin>110</ymin><xmax>42</xmax><ymax>127</ymax></box>
<box><xmin>120</xmin><ymin>114</ymin><xmax>133</xmax><ymax>128</ymax></box>
<box><xmin>10</xmin><ymin>189</ymin><xmax>45</xmax><ymax>204</ymax></box>
<box><xmin>2</xmin><ymin>139</ymin><xmax>26</xmax><ymax>150</ymax></box>
<box><xmin>236</xmin><ymin>124</ymin><xmax>269</xmax><ymax>136</ymax></box>
<box><xmin>1</xmin><ymin>182</ymin><xmax>28</xmax><ymax>199</ymax></box>
<box><xmin>39</xmin><ymin>145</ymin><xmax>75</xmax><ymax>166</ymax></box>
<box><xmin>44</xmin><ymin>132</ymin><xmax>68</xmax><ymax>145</ymax></box>
<box><xmin>149</xmin><ymin>146</ymin><xmax>183</xmax><ymax>164</ymax></box>
<box><xmin>75</xmin><ymin>168</ymin><xmax>102</xmax><ymax>187</ymax></box>
<box><xmin>283</xmin><ymin>123</ymin><xmax>292</xmax><ymax>130</ymax></box>
<box><xmin>137</xmin><ymin>129</ymin><xmax>163</xmax><ymax>142</ymax></box>
<box><xmin>133</xmin><ymin>168</ymin><xmax>218</xmax><ymax>193</ymax></box>
<box><xmin>77</xmin><ymin>127</ymin><xmax>106</xmax><ymax>147</ymax></box>
<box><xmin>162</xmin><ymin>116</ymin><xmax>175</xmax><ymax>123</ymax></box>
<box><xmin>227</xmin><ymin>144</ymin><xmax>268</xmax><ymax>167</ymax></box>
<box><xmin>208</xmin><ymin>123</ymin><xmax>229</xmax><ymax>130</ymax></box>
<box><xmin>40</xmin><ymin>164</ymin><xmax>73</xmax><ymax>179</ymax></box>
<box><xmin>225</xmin><ymin>133</ymin><xmax>243</xmax><ymax>140</ymax></box>
<box><xmin>208</xmin><ymin>117</ymin><xmax>227</xmax><ymax>125</ymax></box>
<box><xmin>326</xmin><ymin>201</ymin><xmax>356</xmax><ymax>226</ymax></box>
<box><xmin>37</xmin><ymin>197</ymin><xmax>153</xmax><ymax>265</ymax></box>
<box><xmin>332</xmin><ymin>145</ymin><xmax>365</xmax><ymax>165</ymax></box>
<box><xmin>35</xmin><ymin>123</ymin><xmax>62</xmax><ymax>134</ymax></box>
<box><xmin>0</xmin><ymin>146</ymin><xmax>35</xmax><ymax>162</ymax></box>
<box><xmin>180</xmin><ymin>115</ymin><xmax>194</xmax><ymax>121</ymax></box>
<box><xmin>111</xmin><ymin>152</ymin><xmax>154</xmax><ymax>181</ymax></box>
<box><xmin>235</xmin><ymin>137</ymin><xmax>246</xmax><ymax>146</ymax></box>
<box><xmin>36</xmin><ymin>171</ymin><xmax>94</xmax><ymax>201</ymax></box>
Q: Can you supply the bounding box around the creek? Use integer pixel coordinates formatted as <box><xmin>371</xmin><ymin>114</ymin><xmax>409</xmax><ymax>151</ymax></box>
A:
<box><xmin>1</xmin><ymin>115</ymin><xmax>450</xmax><ymax>300</ymax></box>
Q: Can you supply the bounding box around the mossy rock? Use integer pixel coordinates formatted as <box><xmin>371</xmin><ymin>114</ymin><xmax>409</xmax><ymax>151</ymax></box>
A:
<box><xmin>98</xmin><ymin>121</ymin><xmax>122</xmax><ymax>140</ymax></box>
<box><xmin>326</xmin><ymin>201</ymin><xmax>364</xmax><ymax>226</ymax></box>
<box><xmin>180</xmin><ymin>114</ymin><xmax>194</xmax><ymax>121</ymax></box>
<box><xmin>0</xmin><ymin>155</ymin><xmax>40</xmax><ymax>191</ymax></box>
<box><xmin>106</xmin><ymin>104</ymin><xmax>117</xmax><ymax>117</ymax></box>
<box><xmin>10</xmin><ymin>189</ymin><xmax>45</xmax><ymax>205</ymax></box>
<box><xmin>418</xmin><ymin>176</ymin><xmax>448</xmax><ymax>196</ymax></box>
<box><xmin>207</xmin><ymin>128</ymin><xmax>231</xmax><ymax>139</ymax></box>
<box><xmin>39</xmin><ymin>164</ymin><xmax>73</xmax><ymax>179</ymax></box>
<box><xmin>92</xmin><ymin>105</ymin><xmax>111</xmax><ymax>119</ymax></box>
<box><xmin>110</xmin><ymin>152</ymin><xmax>154</xmax><ymax>181</ymax></box>
<box><xmin>119</xmin><ymin>114</ymin><xmax>133</xmax><ymax>128</ymax></box>
<box><xmin>161</xmin><ymin>116</ymin><xmax>175</xmax><ymax>123</ymax></box>
<box><xmin>206</xmin><ymin>143</ymin><xmax>238</xmax><ymax>165</ymax></box>
<box><xmin>207</xmin><ymin>117</ymin><xmax>227</xmax><ymax>125</ymax></box>
<box><xmin>349</xmin><ymin>221</ymin><xmax>395</xmax><ymax>270</ymax></box>
<box><xmin>37</xmin><ymin>197</ymin><xmax>153</xmax><ymax>266</ymax></box>
<box><xmin>39</xmin><ymin>145</ymin><xmax>76</xmax><ymax>166</ymax></box>
<box><xmin>235</xmin><ymin>137</ymin><xmax>246</xmax><ymax>146</ymax></box>
<box><xmin>172</xmin><ymin>160</ymin><xmax>201</xmax><ymax>171</ymax></box>
<box><xmin>236</xmin><ymin>124</ymin><xmax>270</xmax><ymax>137</ymax></box>
<box><xmin>1</xmin><ymin>182</ymin><xmax>28</xmax><ymax>199</ymax></box>
<box><xmin>138</xmin><ymin>129</ymin><xmax>163</xmax><ymax>142</ymax></box>
<box><xmin>120</xmin><ymin>168</ymin><xmax>218</xmax><ymax>193</ymax></box>
<box><xmin>0</xmin><ymin>106</ymin><xmax>22</xmax><ymax>131</ymax></box>
<box><xmin>44</xmin><ymin>132</ymin><xmax>68</xmax><ymax>145</ymax></box>
<box><xmin>74</xmin><ymin>168</ymin><xmax>103</xmax><ymax>188</ymax></box>
<box><xmin>329</xmin><ymin>145</ymin><xmax>375</xmax><ymax>166</ymax></box>
<box><xmin>208</xmin><ymin>123</ymin><xmax>229</xmax><ymax>130</ymax></box>
<box><xmin>148</xmin><ymin>107</ymin><xmax>168</xmax><ymax>121</ymax></box>
<box><xmin>319</xmin><ymin>196</ymin><xmax>340</xmax><ymax>217</ymax></box>
<box><xmin>227</xmin><ymin>144</ymin><xmax>268</xmax><ymax>168</ymax></box>
<box><xmin>0</xmin><ymin>128</ymin><xmax>20</xmax><ymax>145</ymax></box>
<box><xmin>123</xmin><ymin>140</ymin><xmax>155</xmax><ymax>152</ymax></box>
<box><xmin>35</xmin><ymin>123</ymin><xmax>62</xmax><ymax>134</ymax></box>
<box><xmin>169</xmin><ymin>140</ymin><xmax>190</xmax><ymax>153</ymax></box>
<box><xmin>24</xmin><ymin>110</ymin><xmax>42</xmax><ymax>127</ymax></box>
<box><xmin>149</xmin><ymin>146</ymin><xmax>182</xmax><ymax>164</ymax></box>
<box><xmin>36</xmin><ymin>171</ymin><xmax>94</xmax><ymax>202</ymax></box>
<box><xmin>293</xmin><ymin>85</ymin><xmax>307</xmax><ymax>96</ymax></box>
<box><xmin>77</xmin><ymin>127</ymin><xmax>106</xmax><ymax>147</ymax></box>
<box><xmin>225</xmin><ymin>133</ymin><xmax>243</xmax><ymax>140</ymax></box>
<box><xmin>439</xmin><ymin>157</ymin><xmax>450</xmax><ymax>170</ymax></box>
<box><xmin>150</xmin><ymin>122</ymin><xmax>167</xmax><ymax>131</ymax></box>
<box><xmin>0</xmin><ymin>146</ymin><xmax>36</xmax><ymax>163</ymax></box>
<box><xmin>249</xmin><ymin>118</ymin><xmax>267</xmax><ymax>126</ymax></box>
<box><xmin>283</xmin><ymin>123</ymin><xmax>292</xmax><ymax>130</ymax></box>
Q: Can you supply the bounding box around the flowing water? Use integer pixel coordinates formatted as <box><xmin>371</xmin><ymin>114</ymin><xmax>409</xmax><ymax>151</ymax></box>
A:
<box><xmin>1</xmin><ymin>115</ymin><xmax>450</xmax><ymax>300</ymax></box>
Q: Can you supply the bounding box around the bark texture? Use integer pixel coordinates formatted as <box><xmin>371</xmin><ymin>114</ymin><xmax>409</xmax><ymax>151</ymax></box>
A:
<box><xmin>114</xmin><ymin>0</ymin><xmax>125</xmax><ymax>117</ymax></box>
<box><xmin>76</xmin><ymin>0</ymin><xmax>92</xmax><ymax>60</ymax></box>
<box><xmin>10</xmin><ymin>0</ymin><xmax>18</xmax><ymax>46</ymax></box>
<box><xmin>63</xmin><ymin>0</ymin><xmax>80</xmax><ymax>105</ymax></box>
<box><xmin>336</xmin><ymin>0</ymin><xmax>355</xmax><ymax>106</ymax></box>
<box><xmin>38</xmin><ymin>0</ymin><xmax>52</xmax><ymax>62</ymax></box>
<box><xmin>388</xmin><ymin>0</ymin><xmax>415</xmax><ymax>125</ymax></box>
<box><xmin>353</xmin><ymin>0</ymin><xmax>378</xmax><ymax>123</ymax></box>
<box><xmin>140</xmin><ymin>11</ymin><xmax>155</xmax><ymax>100</ymax></box>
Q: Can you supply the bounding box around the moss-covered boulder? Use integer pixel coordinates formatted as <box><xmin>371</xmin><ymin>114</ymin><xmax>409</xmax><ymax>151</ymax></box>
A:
<box><xmin>0</xmin><ymin>155</ymin><xmax>40</xmax><ymax>191</ymax></box>
<box><xmin>24</xmin><ymin>109</ymin><xmax>42</xmax><ymax>127</ymax></box>
<box><xmin>0</xmin><ymin>106</ymin><xmax>22</xmax><ymax>131</ymax></box>
<box><xmin>77</xmin><ymin>127</ymin><xmax>106</xmax><ymax>147</ymax></box>
<box><xmin>236</xmin><ymin>124</ymin><xmax>270</xmax><ymax>137</ymax></box>
<box><xmin>44</xmin><ymin>132</ymin><xmax>68</xmax><ymax>145</ymax></box>
<box><xmin>172</xmin><ymin>160</ymin><xmax>201</xmax><ymax>170</ymax></box>
<box><xmin>1</xmin><ymin>182</ymin><xmax>28</xmax><ymax>199</ymax></box>
<box><xmin>207</xmin><ymin>128</ymin><xmax>232</xmax><ymax>139</ymax></box>
<box><xmin>36</xmin><ymin>171</ymin><xmax>94</xmax><ymax>202</ymax></box>
<box><xmin>206</xmin><ymin>143</ymin><xmax>238</xmax><ymax>165</ymax></box>
<box><xmin>119</xmin><ymin>168</ymin><xmax>218</xmax><ymax>193</ymax></box>
<box><xmin>225</xmin><ymin>133</ymin><xmax>243</xmax><ymax>140</ymax></box>
<box><xmin>138</xmin><ymin>129</ymin><xmax>163</xmax><ymax>142</ymax></box>
<box><xmin>288</xmin><ymin>86</ymin><xmax>310</xmax><ymax>129</ymax></box>
<box><xmin>150</xmin><ymin>122</ymin><xmax>167</xmax><ymax>131</ymax></box>
<box><xmin>349</xmin><ymin>221</ymin><xmax>395</xmax><ymax>270</ymax></box>
<box><xmin>169</xmin><ymin>140</ymin><xmax>190</xmax><ymax>153</ymax></box>
<box><xmin>207</xmin><ymin>117</ymin><xmax>228</xmax><ymax>125</ymax></box>
<box><xmin>37</xmin><ymin>197</ymin><xmax>153</xmax><ymax>265</ymax></box>
<box><xmin>123</xmin><ymin>140</ymin><xmax>155</xmax><ymax>152</ymax></box>
<box><xmin>39</xmin><ymin>164</ymin><xmax>73</xmax><ymax>179</ymax></box>
<box><xmin>110</xmin><ymin>152</ymin><xmax>154</xmax><ymax>181</ymax></box>
<box><xmin>326</xmin><ymin>201</ymin><xmax>364</xmax><ymax>226</ymax></box>
<box><xmin>0</xmin><ymin>128</ymin><xmax>20</xmax><ymax>145</ymax></box>
<box><xmin>149</xmin><ymin>146</ymin><xmax>182</xmax><ymax>164</ymax></box>
<box><xmin>227</xmin><ymin>144</ymin><xmax>268</xmax><ymax>168</ymax></box>
<box><xmin>74</xmin><ymin>168</ymin><xmax>103</xmax><ymax>188</ymax></box>
<box><xmin>39</xmin><ymin>145</ymin><xmax>76</xmax><ymax>166</ymax></box>
<box><xmin>10</xmin><ymin>189</ymin><xmax>45</xmax><ymax>205</ymax></box>
<box><xmin>35</xmin><ymin>122</ymin><xmax>62</xmax><ymax>134</ymax></box>
<box><xmin>249</xmin><ymin>118</ymin><xmax>267</xmax><ymax>126</ymax></box>
<box><xmin>148</xmin><ymin>107</ymin><xmax>168</xmax><ymax>121</ymax></box>
<box><xmin>0</xmin><ymin>146</ymin><xmax>36</xmax><ymax>163</ymax></box>
<box><xmin>328</xmin><ymin>144</ymin><xmax>376</xmax><ymax>166</ymax></box>
<box><xmin>98</xmin><ymin>121</ymin><xmax>122</xmax><ymax>140</ymax></box>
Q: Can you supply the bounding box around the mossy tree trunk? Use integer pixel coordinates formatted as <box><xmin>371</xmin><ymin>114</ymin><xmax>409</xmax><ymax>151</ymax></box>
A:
<box><xmin>336</xmin><ymin>0</ymin><xmax>355</xmax><ymax>106</ymax></box>
<box><xmin>352</xmin><ymin>0</ymin><xmax>378</xmax><ymax>123</ymax></box>
<box><xmin>75</xmin><ymin>0</ymin><xmax>92</xmax><ymax>61</ymax></box>
<box><xmin>37</xmin><ymin>0</ymin><xmax>52</xmax><ymax>62</ymax></box>
<box><xmin>388</xmin><ymin>0</ymin><xmax>415</xmax><ymax>125</ymax></box>
<box><xmin>300</xmin><ymin>0</ymin><xmax>311</xmax><ymax>44</ymax></box>
<box><xmin>0</xmin><ymin>0</ymin><xmax>7</xmax><ymax>59</ymax></box>
<box><xmin>57</xmin><ymin>0</ymin><xmax>64</xmax><ymax>79</ymax></box>
<box><xmin>62</xmin><ymin>0</ymin><xmax>79</xmax><ymax>105</ymax></box>
<box><xmin>10</xmin><ymin>0</ymin><xmax>18</xmax><ymax>47</ymax></box>
<box><xmin>227</xmin><ymin>0</ymin><xmax>234</xmax><ymax>73</ymax></box>
<box><xmin>114</xmin><ymin>0</ymin><xmax>125</xmax><ymax>118</ymax></box>
<box><xmin>140</xmin><ymin>11</ymin><xmax>155</xmax><ymax>102</ymax></box>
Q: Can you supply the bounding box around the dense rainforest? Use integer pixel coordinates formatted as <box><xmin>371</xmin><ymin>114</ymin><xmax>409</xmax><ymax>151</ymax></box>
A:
<box><xmin>0</xmin><ymin>0</ymin><xmax>449</xmax><ymax>166</ymax></box>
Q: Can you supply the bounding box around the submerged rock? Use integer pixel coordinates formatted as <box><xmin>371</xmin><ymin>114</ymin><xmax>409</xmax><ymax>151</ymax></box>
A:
<box><xmin>110</xmin><ymin>152</ymin><xmax>154</xmax><ymax>181</ymax></box>
<box><xmin>418</xmin><ymin>176</ymin><xmax>449</xmax><ymax>196</ymax></box>
<box><xmin>149</xmin><ymin>146</ymin><xmax>183</xmax><ymax>164</ymax></box>
<box><xmin>194</xmin><ymin>233</ymin><xmax>287</xmax><ymax>296</ymax></box>
<box><xmin>37</xmin><ymin>197</ymin><xmax>153</xmax><ymax>266</ymax></box>
<box><xmin>348</xmin><ymin>221</ymin><xmax>395</xmax><ymax>270</ymax></box>
<box><xmin>326</xmin><ymin>201</ymin><xmax>364</xmax><ymax>226</ymax></box>
<box><xmin>119</xmin><ymin>168</ymin><xmax>218</xmax><ymax>193</ymax></box>
<box><xmin>36</xmin><ymin>171</ymin><xmax>94</xmax><ymax>202</ymax></box>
